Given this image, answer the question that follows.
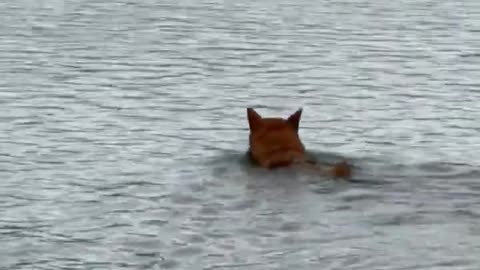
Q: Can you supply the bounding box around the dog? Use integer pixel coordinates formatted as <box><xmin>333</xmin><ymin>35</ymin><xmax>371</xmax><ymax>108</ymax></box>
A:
<box><xmin>246</xmin><ymin>108</ymin><xmax>351</xmax><ymax>178</ymax></box>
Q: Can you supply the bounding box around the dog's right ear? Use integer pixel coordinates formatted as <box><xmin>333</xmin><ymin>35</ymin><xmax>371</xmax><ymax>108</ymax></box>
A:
<box><xmin>287</xmin><ymin>108</ymin><xmax>302</xmax><ymax>131</ymax></box>
<box><xmin>247</xmin><ymin>108</ymin><xmax>263</xmax><ymax>132</ymax></box>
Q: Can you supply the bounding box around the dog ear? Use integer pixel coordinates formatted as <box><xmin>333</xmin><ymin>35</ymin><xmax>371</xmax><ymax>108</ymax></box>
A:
<box><xmin>247</xmin><ymin>108</ymin><xmax>263</xmax><ymax>132</ymax></box>
<box><xmin>287</xmin><ymin>108</ymin><xmax>302</xmax><ymax>131</ymax></box>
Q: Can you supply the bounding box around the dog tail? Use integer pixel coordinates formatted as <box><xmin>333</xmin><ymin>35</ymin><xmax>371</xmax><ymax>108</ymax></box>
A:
<box><xmin>330</xmin><ymin>160</ymin><xmax>352</xmax><ymax>178</ymax></box>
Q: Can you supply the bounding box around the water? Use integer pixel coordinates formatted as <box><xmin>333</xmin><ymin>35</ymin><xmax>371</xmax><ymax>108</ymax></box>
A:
<box><xmin>1</xmin><ymin>0</ymin><xmax>480</xmax><ymax>269</ymax></box>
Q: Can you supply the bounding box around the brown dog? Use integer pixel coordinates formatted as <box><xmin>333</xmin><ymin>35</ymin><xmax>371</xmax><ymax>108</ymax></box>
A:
<box><xmin>246</xmin><ymin>108</ymin><xmax>351</xmax><ymax>178</ymax></box>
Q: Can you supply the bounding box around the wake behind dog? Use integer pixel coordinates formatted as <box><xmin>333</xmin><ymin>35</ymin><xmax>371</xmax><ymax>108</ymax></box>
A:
<box><xmin>246</xmin><ymin>108</ymin><xmax>352</xmax><ymax>179</ymax></box>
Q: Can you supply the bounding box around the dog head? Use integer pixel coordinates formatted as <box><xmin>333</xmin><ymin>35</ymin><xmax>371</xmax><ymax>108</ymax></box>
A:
<box><xmin>247</xmin><ymin>108</ymin><xmax>306</xmax><ymax>168</ymax></box>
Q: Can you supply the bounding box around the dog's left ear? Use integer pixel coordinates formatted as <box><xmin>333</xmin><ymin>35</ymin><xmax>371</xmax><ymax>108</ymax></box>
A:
<box><xmin>247</xmin><ymin>108</ymin><xmax>263</xmax><ymax>132</ymax></box>
<box><xmin>287</xmin><ymin>108</ymin><xmax>302</xmax><ymax>131</ymax></box>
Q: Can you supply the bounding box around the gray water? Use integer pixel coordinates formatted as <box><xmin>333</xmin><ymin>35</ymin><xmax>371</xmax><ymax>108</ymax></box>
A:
<box><xmin>1</xmin><ymin>0</ymin><xmax>480</xmax><ymax>269</ymax></box>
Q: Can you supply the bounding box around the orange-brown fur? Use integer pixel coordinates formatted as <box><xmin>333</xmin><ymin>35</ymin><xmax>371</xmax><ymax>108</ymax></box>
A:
<box><xmin>247</xmin><ymin>108</ymin><xmax>351</xmax><ymax>178</ymax></box>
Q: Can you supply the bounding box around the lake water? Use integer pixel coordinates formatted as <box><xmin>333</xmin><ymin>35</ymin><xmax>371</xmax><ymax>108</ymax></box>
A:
<box><xmin>1</xmin><ymin>0</ymin><xmax>480</xmax><ymax>269</ymax></box>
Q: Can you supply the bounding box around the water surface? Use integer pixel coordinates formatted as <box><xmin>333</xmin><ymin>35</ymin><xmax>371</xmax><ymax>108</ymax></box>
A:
<box><xmin>1</xmin><ymin>0</ymin><xmax>480</xmax><ymax>269</ymax></box>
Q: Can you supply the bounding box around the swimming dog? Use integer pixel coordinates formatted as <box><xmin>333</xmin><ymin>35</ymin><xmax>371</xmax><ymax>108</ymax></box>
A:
<box><xmin>246</xmin><ymin>108</ymin><xmax>351</xmax><ymax>178</ymax></box>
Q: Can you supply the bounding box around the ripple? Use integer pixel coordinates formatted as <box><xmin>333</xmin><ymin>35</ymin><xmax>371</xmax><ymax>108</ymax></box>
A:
<box><xmin>171</xmin><ymin>245</ymin><xmax>204</xmax><ymax>257</ymax></box>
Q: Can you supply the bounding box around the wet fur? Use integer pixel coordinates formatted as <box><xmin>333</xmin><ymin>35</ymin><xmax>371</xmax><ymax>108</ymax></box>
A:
<box><xmin>246</xmin><ymin>108</ymin><xmax>352</xmax><ymax>178</ymax></box>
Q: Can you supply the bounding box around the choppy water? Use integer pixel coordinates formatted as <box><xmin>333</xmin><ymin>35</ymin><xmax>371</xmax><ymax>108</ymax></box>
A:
<box><xmin>1</xmin><ymin>0</ymin><xmax>480</xmax><ymax>269</ymax></box>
